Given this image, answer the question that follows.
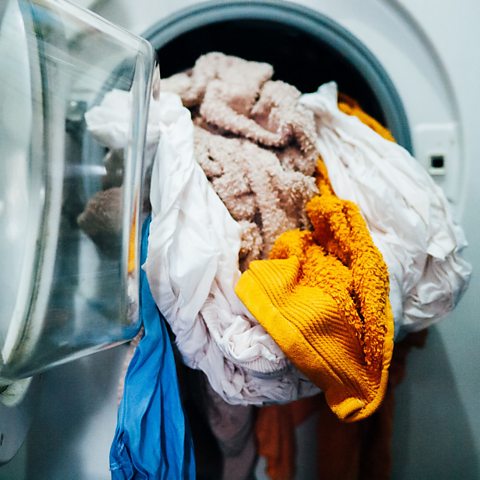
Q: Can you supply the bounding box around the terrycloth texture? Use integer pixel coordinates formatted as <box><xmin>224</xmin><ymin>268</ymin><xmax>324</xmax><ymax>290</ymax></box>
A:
<box><xmin>236</xmin><ymin>159</ymin><xmax>394</xmax><ymax>421</ymax></box>
<box><xmin>300</xmin><ymin>82</ymin><xmax>472</xmax><ymax>338</ymax></box>
<box><xmin>161</xmin><ymin>52</ymin><xmax>273</xmax><ymax>110</ymax></box>
<box><xmin>77</xmin><ymin>186</ymin><xmax>123</xmax><ymax>255</ymax></box>
<box><xmin>162</xmin><ymin>52</ymin><xmax>317</xmax><ymax>168</ymax></box>
<box><xmin>194</xmin><ymin>127</ymin><xmax>318</xmax><ymax>266</ymax></box>
<box><xmin>162</xmin><ymin>53</ymin><xmax>320</xmax><ymax>267</ymax></box>
<box><xmin>255</xmin><ymin>331</ymin><xmax>428</xmax><ymax>480</ymax></box>
<box><xmin>198</xmin><ymin>78</ymin><xmax>318</xmax><ymax>168</ymax></box>
<box><xmin>144</xmin><ymin>91</ymin><xmax>319</xmax><ymax>404</ymax></box>
<box><xmin>110</xmin><ymin>218</ymin><xmax>195</xmax><ymax>480</ymax></box>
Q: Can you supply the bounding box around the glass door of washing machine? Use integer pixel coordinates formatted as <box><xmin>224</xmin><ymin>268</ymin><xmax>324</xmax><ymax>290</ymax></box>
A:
<box><xmin>0</xmin><ymin>0</ymin><xmax>155</xmax><ymax>386</ymax></box>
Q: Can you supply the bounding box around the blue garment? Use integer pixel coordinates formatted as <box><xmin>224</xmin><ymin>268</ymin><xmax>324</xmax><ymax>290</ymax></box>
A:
<box><xmin>110</xmin><ymin>218</ymin><xmax>195</xmax><ymax>479</ymax></box>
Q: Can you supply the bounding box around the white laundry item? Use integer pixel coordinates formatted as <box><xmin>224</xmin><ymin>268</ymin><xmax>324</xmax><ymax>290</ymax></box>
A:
<box><xmin>85</xmin><ymin>88</ymin><xmax>162</xmax><ymax>155</ymax></box>
<box><xmin>300</xmin><ymin>82</ymin><xmax>472</xmax><ymax>339</ymax></box>
<box><xmin>86</xmin><ymin>88</ymin><xmax>319</xmax><ymax>404</ymax></box>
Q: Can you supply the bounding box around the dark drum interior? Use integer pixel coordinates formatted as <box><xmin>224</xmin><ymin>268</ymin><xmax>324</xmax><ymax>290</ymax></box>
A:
<box><xmin>155</xmin><ymin>19</ymin><xmax>387</xmax><ymax>125</ymax></box>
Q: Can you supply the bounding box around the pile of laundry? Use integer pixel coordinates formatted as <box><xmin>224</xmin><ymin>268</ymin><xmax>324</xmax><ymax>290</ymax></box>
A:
<box><xmin>84</xmin><ymin>52</ymin><xmax>471</xmax><ymax>480</ymax></box>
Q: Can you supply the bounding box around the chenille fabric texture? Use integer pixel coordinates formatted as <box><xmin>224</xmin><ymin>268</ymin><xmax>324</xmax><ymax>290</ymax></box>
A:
<box><xmin>162</xmin><ymin>52</ymin><xmax>319</xmax><ymax>269</ymax></box>
<box><xmin>235</xmin><ymin>158</ymin><xmax>395</xmax><ymax>422</ymax></box>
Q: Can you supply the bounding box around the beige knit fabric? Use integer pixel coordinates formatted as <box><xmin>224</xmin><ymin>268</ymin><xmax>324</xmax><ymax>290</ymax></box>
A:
<box><xmin>162</xmin><ymin>52</ymin><xmax>319</xmax><ymax>268</ymax></box>
<box><xmin>194</xmin><ymin>127</ymin><xmax>317</xmax><ymax>268</ymax></box>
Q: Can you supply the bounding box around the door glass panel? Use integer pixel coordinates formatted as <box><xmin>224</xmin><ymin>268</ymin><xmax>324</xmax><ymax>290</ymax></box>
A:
<box><xmin>0</xmin><ymin>0</ymin><xmax>154</xmax><ymax>383</ymax></box>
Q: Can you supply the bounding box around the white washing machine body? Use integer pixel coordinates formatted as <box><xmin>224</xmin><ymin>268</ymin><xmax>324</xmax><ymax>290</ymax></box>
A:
<box><xmin>96</xmin><ymin>0</ymin><xmax>476</xmax><ymax>210</ymax></box>
<box><xmin>1</xmin><ymin>1</ymin><xmax>478</xmax><ymax>479</ymax></box>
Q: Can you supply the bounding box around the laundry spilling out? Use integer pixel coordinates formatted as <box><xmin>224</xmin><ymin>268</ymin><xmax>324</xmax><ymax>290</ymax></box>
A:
<box><xmin>82</xmin><ymin>52</ymin><xmax>471</xmax><ymax>480</ymax></box>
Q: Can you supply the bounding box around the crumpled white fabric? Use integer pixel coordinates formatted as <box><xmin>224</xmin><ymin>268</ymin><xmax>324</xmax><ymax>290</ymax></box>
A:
<box><xmin>85</xmin><ymin>88</ymin><xmax>161</xmax><ymax>158</ymax></box>
<box><xmin>300</xmin><ymin>82</ymin><xmax>472</xmax><ymax>338</ymax></box>
<box><xmin>86</xmin><ymin>88</ymin><xmax>318</xmax><ymax>405</ymax></box>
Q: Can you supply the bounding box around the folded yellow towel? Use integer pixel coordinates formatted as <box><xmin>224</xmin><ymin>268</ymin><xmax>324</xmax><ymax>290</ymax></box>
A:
<box><xmin>235</xmin><ymin>159</ymin><xmax>394</xmax><ymax>422</ymax></box>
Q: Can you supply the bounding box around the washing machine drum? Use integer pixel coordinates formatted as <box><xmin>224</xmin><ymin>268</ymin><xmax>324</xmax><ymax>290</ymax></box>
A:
<box><xmin>144</xmin><ymin>0</ymin><xmax>412</xmax><ymax>151</ymax></box>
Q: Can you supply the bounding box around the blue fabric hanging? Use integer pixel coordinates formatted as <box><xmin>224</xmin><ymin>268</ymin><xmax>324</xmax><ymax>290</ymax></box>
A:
<box><xmin>110</xmin><ymin>217</ymin><xmax>195</xmax><ymax>479</ymax></box>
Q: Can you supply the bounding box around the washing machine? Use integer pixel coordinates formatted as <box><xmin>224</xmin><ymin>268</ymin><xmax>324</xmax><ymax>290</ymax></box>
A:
<box><xmin>0</xmin><ymin>1</ymin><xmax>479</xmax><ymax>479</ymax></box>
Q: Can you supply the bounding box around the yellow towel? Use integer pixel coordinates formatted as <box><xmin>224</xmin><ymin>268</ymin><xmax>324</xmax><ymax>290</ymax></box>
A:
<box><xmin>235</xmin><ymin>159</ymin><xmax>394</xmax><ymax>422</ymax></box>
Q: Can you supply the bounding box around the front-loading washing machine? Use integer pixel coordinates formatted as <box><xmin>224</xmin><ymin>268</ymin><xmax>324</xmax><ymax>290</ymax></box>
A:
<box><xmin>0</xmin><ymin>1</ymin><xmax>479</xmax><ymax>479</ymax></box>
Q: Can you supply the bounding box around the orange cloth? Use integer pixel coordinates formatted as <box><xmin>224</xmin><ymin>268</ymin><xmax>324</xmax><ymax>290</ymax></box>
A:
<box><xmin>255</xmin><ymin>331</ymin><xmax>428</xmax><ymax>480</ymax></box>
<box><xmin>255</xmin><ymin>396</ymin><xmax>318</xmax><ymax>480</ymax></box>
<box><xmin>236</xmin><ymin>158</ymin><xmax>394</xmax><ymax>422</ymax></box>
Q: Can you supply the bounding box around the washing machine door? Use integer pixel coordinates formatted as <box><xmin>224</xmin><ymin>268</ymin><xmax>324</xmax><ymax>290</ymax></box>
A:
<box><xmin>0</xmin><ymin>0</ymin><xmax>155</xmax><ymax>464</ymax></box>
<box><xmin>0</xmin><ymin>0</ymin><xmax>154</xmax><ymax>385</ymax></box>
